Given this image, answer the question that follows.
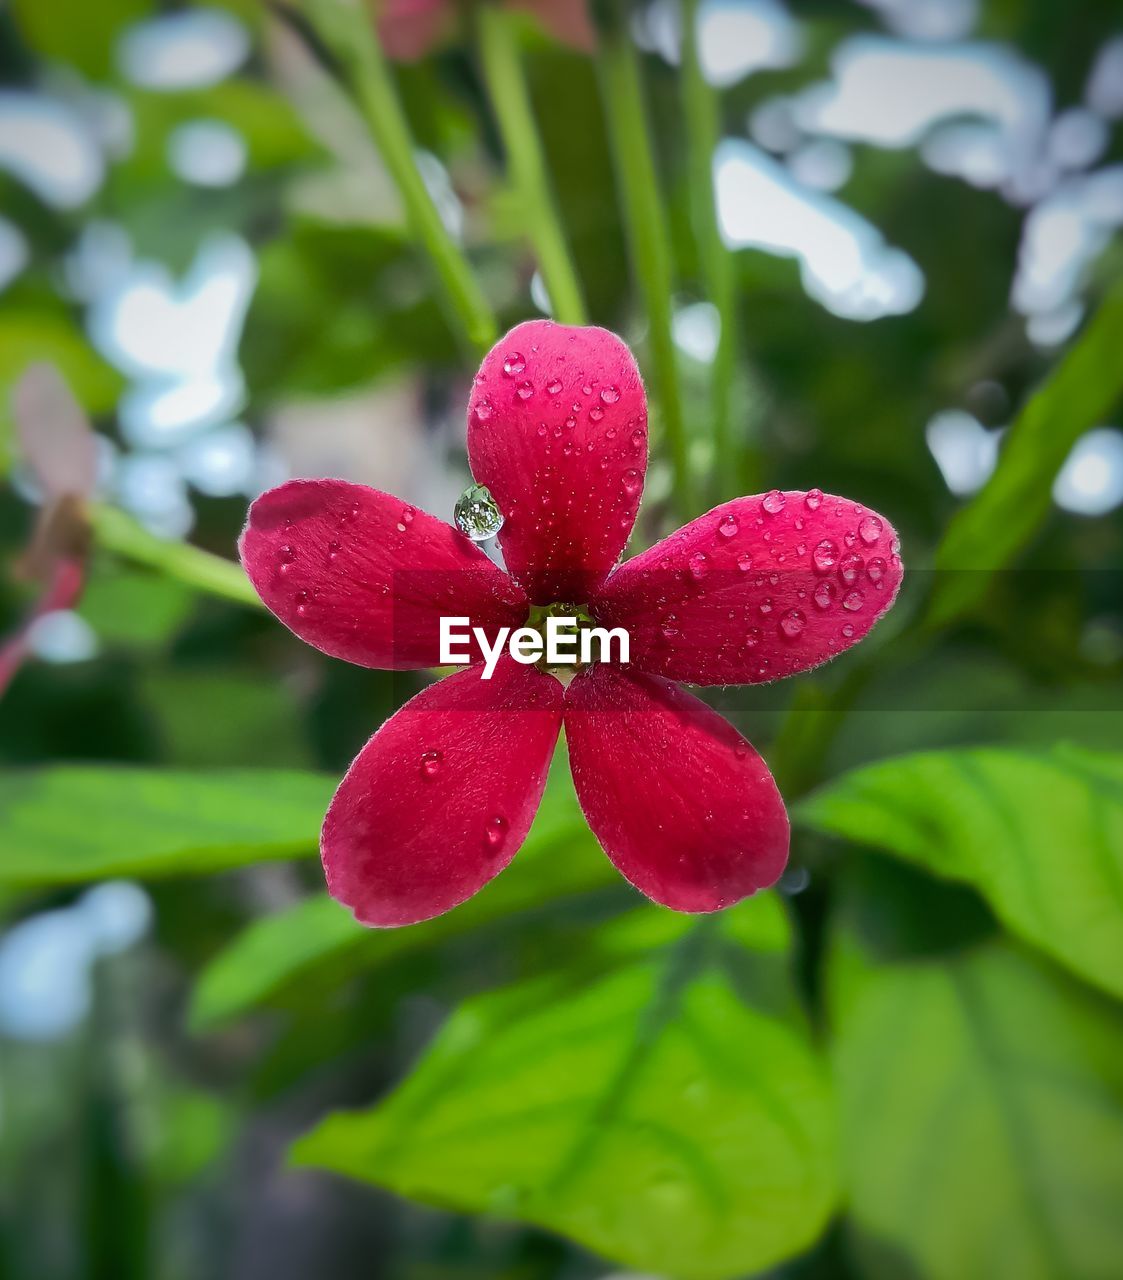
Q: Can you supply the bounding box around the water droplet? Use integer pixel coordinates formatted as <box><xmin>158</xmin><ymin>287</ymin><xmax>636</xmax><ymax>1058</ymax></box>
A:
<box><xmin>718</xmin><ymin>514</ymin><xmax>738</xmax><ymax>538</ymax></box>
<box><xmin>536</xmin><ymin>423</ymin><xmax>547</xmax><ymax>437</ymax></box>
<box><xmin>420</xmin><ymin>749</ymin><xmax>443</xmax><ymax>780</ymax></box>
<box><xmin>279</xmin><ymin>544</ymin><xmax>296</xmax><ymax>565</ymax></box>
<box><xmin>564</xmin><ymin>415</ymin><xmax>577</xmax><ymax>429</ymax></box>
<box><xmin>485</xmin><ymin>815</ymin><xmax>509</xmax><ymax>850</ymax></box>
<box><xmin>838</xmin><ymin>551</ymin><xmax>863</xmax><ymax>584</ymax></box>
<box><xmin>842</xmin><ymin>590</ymin><xmax>864</xmax><ymax>611</ymax></box>
<box><xmin>745</xmin><ymin>627</ymin><xmax>762</xmax><ymax>648</ymax></box>
<box><xmin>841</xmin><ymin>623</ymin><xmax>855</xmax><ymax>638</ymax></box>
<box><xmin>600</xmin><ymin>385</ymin><xmax>620</xmax><ymax>405</ymax></box>
<box><xmin>622</xmin><ymin>469</ymin><xmax>642</xmax><ymax>496</ymax></box>
<box><xmin>474</xmin><ymin>398</ymin><xmax>493</xmax><ymax>424</ymax></box>
<box><xmin>660</xmin><ymin>615</ymin><xmax>680</xmax><ymax>639</ymax></box>
<box><xmin>867</xmin><ymin>557</ymin><xmax>886</xmax><ymax>583</ymax></box>
<box><xmin>546</xmin><ymin>378</ymin><xmax>562</xmax><ymax>395</ymax></box>
<box><xmin>813</xmin><ymin>539</ymin><xmax>839</xmax><ymax>572</ymax></box>
<box><xmin>779</xmin><ymin>608</ymin><xmax>806</xmax><ymax>639</ymax></box>
<box><xmin>858</xmin><ymin>515</ymin><xmax>883</xmax><ymax>545</ymax></box>
<box><xmin>502</xmin><ymin>352</ymin><xmax>525</xmax><ymax>376</ymax></box>
<box><xmin>327</xmin><ymin>539</ymin><xmax>340</xmax><ymax>562</ymax></box>
<box><xmin>762</xmin><ymin>489</ymin><xmax>786</xmax><ymax>515</ymax></box>
<box><xmin>759</xmin><ymin>598</ymin><xmax>773</xmax><ymax>615</ymax></box>
<box><xmin>516</xmin><ymin>380</ymin><xmax>534</xmax><ymax>401</ymax></box>
<box><xmin>737</xmin><ymin>553</ymin><xmax>753</xmax><ymax>572</ymax></box>
<box><xmin>294</xmin><ymin>590</ymin><xmax>309</xmax><ymax>617</ymax></box>
<box><xmin>631</xmin><ymin>429</ymin><xmax>644</xmax><ymax>450</ymax></box>
<box><xmin>688</xmin><ymin>552</ymin><xmax>709</xmax><ymax>581</ymax></box>
<box><xmin>454</xmin><ymin>483</ymin><xmax>505</xmax><ymax>542</ymax></box>
<box><xmin>813</xmin><ymin>581</ymin><xmax>834</xmax><ymax>610</ymax></box>
<box><xmin>805</xmin><ymin>488</ymin><xmax>823</xmax><ymax>511</ymax></box>
<box><xmin>589</xmin><ymin>405</ymin><xmax>604</xmax><ymax>422</ymax></box>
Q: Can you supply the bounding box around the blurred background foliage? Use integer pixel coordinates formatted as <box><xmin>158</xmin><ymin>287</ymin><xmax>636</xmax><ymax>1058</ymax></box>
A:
<box><xmin>1</xmin><ymin>0</ymin><xmax>1123</xmax><ymax>1277</ymax></box>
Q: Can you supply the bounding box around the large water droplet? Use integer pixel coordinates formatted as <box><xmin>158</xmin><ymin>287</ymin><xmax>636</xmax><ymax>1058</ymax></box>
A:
<box><xmin>485</xmin><ymin>815</ymin><xmax>509</xmax><ymax>850</ymax></box>
<box><xmin>813</xmin><ymin>539</ymin><xmax>839</xmax><ymax>572</ymax></box>
<box><xmin>502</xmin><ymin>352</ymin><xmax>525</xmax><ymax>377</ymax></box>
<box><xmin>419</xmin><ymin>749</ymin><xmax>443</xmax><ymax>780</ymax></box>
<box><xmin>813</xmin><ymin>581</ymin><xmax>834</xmax><ymax>610</ymax></box>
<box><xmin>737</xmin><ymin>553</ymin><xmax>753</xmax><ymax>572</ymax></box>
<box><xmin>858</xmin><ymin>515</ymin><xmax>883</xmax><ymax>545</ymax></box>
<box><xmin>279</xmin><ymin>543</ymin><xmax>296</xmax><ymax>565</ymax></box>
<box><xmin>838</xmin><ymin>551</ymin><xmax>863</xmax><ymax>585</ymax></box>
<box><xmin>805</xmin><ymin>488</ymin><xmax>823</xmax><ymax>511</ymax></box>
<box><xmin>516</xmin><ymin>380</ymin><xmax>534</xmax><ymax>401</ymax></box>
<box><xmin>546</xmin><ymin>378</ymin><xmax>562</xmax><ymax>395</ymax></box>
<box><xmin>590</xmin><ymin>405</ymin><xmax>604</xmax><ymax>422</ymax></box>
<box><xmin>688</xmin><ymin>551</ymin><xmax>709</xmax><ymax>581</ymax></box>
<box><xmin>454</xmin><ymin>483</ymin><xmax>504</xmax><ymax>542</ymax></box>
<box><xmin>759</xmin><ymin>598</ymin><xmax>773</xmax><ymax>615</ymax></box>
<box><xmin>780</xmin><ymin>608</ymin><xmax>806</xmax><ymax>639</ymax></box>
<box><xmin>718</xmin><ymin>514</ymin><xmax>738</xmax><ymax>538</ymax></box>
<box><xmin>622</xmin><ymin>469</ymin><xmax>642</xmax><ymax>496</ymax></box>
<box><xmin>474</xmin><ymin>398</ymin><xmax>493</xmax><ymax>424</ymax></box>
<box><xmin>842</xmin><ymin>589</ymin><xmax>865</xmax><ymax>611</ymax></box>
<box><xmin>762</xmin><ymin>489</ymin><xmax>786</xmax><ymax>515</ymax></box>
<box><xmin>600</xmin><ymin>385</ymin><xmax>620</xmax><ymax>405</ymax></box>
<box><xmin>867</xmin><ymin>556</ymin><xmax>886</xmax><ymax>583</ymax></box>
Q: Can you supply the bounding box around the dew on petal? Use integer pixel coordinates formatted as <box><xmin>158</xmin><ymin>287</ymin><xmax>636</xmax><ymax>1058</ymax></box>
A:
<box><xmin>762</xmin><ymin>489</ymin><xmax>786</xmax><ymax>515</ymax></box>
<box><xmin>842</xmin><ymin>590</ymin><xmax>865</xmax><ymax>611</ymax></box>
<box><xmin>813</xmin><ymin>581</ymin><xmax>834</xmax><ymax>610</ymax></box>
<box><xmin>813</xmin><ymin>539</ymin><xmax>839</xmax><ymax>572</ymax></box>
<box><xmin>805</xmin><ymin>488</ymin><xmax>823</xmax><ymax>511</ymax></box>
<box><xmin>622</xmin><ymin>468</ymin><xmax>642</xmax><ymax>496</ymax></box>
<box><xmin>474</xmin><ymin>398</ymin><xmax>493</xmax><ymax>424</ymax></box>
<box><xmin>419</xmin><ymin>749</ymin><xmax>443</xmax><ymax>780</ymax></box>
<box><xmin>502</xmin><ymin>352</ymin><xmax>525</xmax><ymax>376</ymax></box>
<box><xmin>516</xmin><ymin>380</ymin><xmax>534</xmax><ymax>400</ymax></box>
<box><xmin>867</xmin><ymin>556</ymin><xmax>887</xmax><ymax>583</ymax></box>
<box><xmin>745</xmin><ymin>627</ymin><xmax>761</xmax><ymax>648</ymax></box>
<box><xmin>780</xmin><ymin>608</ymin><xmax>806</xmax><ymax>639</ymax></box>
<box><xmin>590</xmin><ymin>405</ymin><xmax>604</xmax><ymax>422</ymax></box>
<box><xmin>485</xmin><ymin>814</ymin><xmax>509</xmax><ymax>850</ymax></box>
<box><xmin>454</xmin><ymin>483</ymin><xmax>504</xmax><ymax>541</ymax></box>
<box><xmin>839</xmin><ymin>551</ymin><xmax>864</xmax><ymax>585</ymax></box>
<box><xmin>600</xmin><ymin>385</ymin><xmax>621</xmax><ymax>404</ymax></box>
<box><xmin>841</xmin><ymin>623</ymin><xmax>855</xmax><ymax>638</ymax></box>
<box><xmin>279</xmin><ymin>543</ymin><xmax>296</xmax><ymax>564</ymax></box>
<box><xmin>546</xmin><ymin>378</ymin><xmax>562</xmax><ymax>395</ymax></box>
<box><xmin>858</xmin><ymin>515</ymin><xmax>883</xmax><ymax>545</ymax></box>
<box><xmin>688</xmin><ymin>551</ymin><xmax>710</xmax><ymax>580</ymax></box>
<box><xmin>294</xmin><ymin>589</ymin><xmax>309</xmax><ymax>617</ymax></box>
<box><xmin>718</xmin><ymin>514</ymin><xmax>739</xmax><ymax>538</ymax></box>
<box><xmin>759</xmin><ymin>598</ymin><xmax>773</xmax><ymax>615</ymax></box>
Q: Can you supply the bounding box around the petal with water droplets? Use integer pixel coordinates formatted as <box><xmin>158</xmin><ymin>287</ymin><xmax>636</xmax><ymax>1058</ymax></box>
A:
<box><xmin>564</xmin><ymin>664</ymin><xmax>788</xmax><ymax>911</ymax></box>
<box><xmin>240</xmin><ymin>479</ymin><xmax>527</xmax><ymax>669</ymax></box>
<box><xmin>467</xmin><ymin>320</ymin><xmax>648</xmax><ymax>604</ymax></box>
<box><xmin>323</xmin><ymin>658</ymin><xmax>564</xmax><ymax>926</ymax></box>
<box><xmin>589</xmin><ymin>492</ymin><xmax>903</xmax><ymax>685</ymax></box>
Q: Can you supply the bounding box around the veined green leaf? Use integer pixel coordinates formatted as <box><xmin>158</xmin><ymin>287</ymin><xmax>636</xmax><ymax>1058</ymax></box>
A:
<box><xmin>292</xmin><ymin>898</ymin><xmax>836</xmax><ymax>1280</ymax></box>
<box><xmin>797</xmin><ymin>744</ymin><xmax>1123</xmax><ymax>998</ymax></box>
<box><xmin>0</xmin><ymin>768</ymin><xmax>335</xmax><ymax>884</ymax></box>
<box><xmin>189</xmin><ymin>770</ymin><xmax>614</xmax><ymax>1031</ymax></box>
<box><xmin>831</xmin><ymin>920</ymin><xmax>1123</xmax><ymax>1280</ymax></box>
<box><xmin>927</xmin><ymin>277</ymin><xmax>1123</xmax><ymax>627</ymax></box>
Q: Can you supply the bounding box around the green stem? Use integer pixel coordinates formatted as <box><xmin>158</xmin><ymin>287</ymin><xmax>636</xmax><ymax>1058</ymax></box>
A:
<box><xmin>596</xmin><ymin>2</ymin><xmax>693</xmax><ymax>517</ymax></box>
<box><xmin>680</xmin><ymin>0</ymin><xmax>742</xmax><ymax>502</ymax></box>
<box><xmin>300</xmin><ymin>0</ymin><xmax>498</xmax><ymax>356</ymax></box>
<box><xmin>476</xmin><ymin>5</ymin><xmax>587</xmax><ymax>326</ymax></box>
<box><xmin>90</xmin><ymin>505</ymin><xmax>262</xmax><ymax>609</ymax></box>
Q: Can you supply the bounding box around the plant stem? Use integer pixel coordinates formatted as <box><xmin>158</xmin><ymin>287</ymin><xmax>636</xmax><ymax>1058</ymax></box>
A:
<box><xmin>300</xmin><ymin>0</ymin><xmax>498</xmax><ymax>356</ymax></box>
<box><xmin>90</xmin><ymin>505</ymin><xmax>262</xmax><ymax>609</ymax></box>
<box><xmin>596</xmin><ymin>1</ymin><xmax>693</xmax><ymax>517</ymax></box>
<box><xmin>680</xmin><ymin>0</ymin><xmax>741</xmax><ymax>502</ymax></box>
<box><xmin>476</xmin><ymin>5</ymin><xmax>587</xmax><ymax>326</ymax></box>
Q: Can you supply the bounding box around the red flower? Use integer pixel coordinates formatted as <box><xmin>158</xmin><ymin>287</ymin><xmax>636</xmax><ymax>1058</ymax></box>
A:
<box><xmin>374</xmin><ymin>0</ymin><xmax>594</xmax><ymax>61</ymax></box>
<box><xmin>0</xmin><ymin>366</ymin><xmax>96</xmax><ymax>699</ymax></box>
<box><xmin>240</xmin><ymin>321</ymin><xmax>903</xmax><ymax>926</ymax></box>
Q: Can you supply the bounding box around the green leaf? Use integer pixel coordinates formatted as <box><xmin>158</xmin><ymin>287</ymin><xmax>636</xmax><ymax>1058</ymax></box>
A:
<box><xmin>927</xmin><ymin>277</ymin><xmax>1123</xmax><ymax>627</ymax></box>
<box><xmin>798</xmin><ymin>744</ymin><xmax>1123</xmax><ymax>999</ymax></box>
<box><xmin>831</xmin><ymin>921</ymin><xmax>1123</xmax><ymax>1280</ymax></box>
<box><xmin>292</xmin><ymin>900</ymin><xmax>837</xmax><ymax>1280</ymax></box>
<box><xmin>189</xmin><ymin>768</ymin><xmax>614</xmax><ymax>1030</ymax></box>
<box><xmin>0</xmin><ymin>768</ymin><xmax>335</xmax><ymax>885</ymax></box>
<box><xmin>12</xmin><ymin>0</ymin><xmax>152</xmax><ymax>78</ymax></box>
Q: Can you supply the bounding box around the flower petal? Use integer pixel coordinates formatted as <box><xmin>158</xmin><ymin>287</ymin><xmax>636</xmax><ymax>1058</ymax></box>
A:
<box><xmin>564</xmin><ymin>664</ymin><xmax>789</xmax><ymax>912</ymax></box>
<box><xmin>240</xmin><ymin>479</ymin><xmax>527</xmax><ymax>669</ymax></box>
<box><xmin>376</xmin><ymin>0</ymin><xmax>452</xmax><ymax>61</ymax></box>
<box><xmin>590</xmin><ymin>492</ymin><xmax>903</xmax><ymax>685</ymax></box>
<box><xmin>322</xmin><ymin>657</ymin><xmax>564</xmax><ymax>926</ymax></box>
<box><xmin>467</xmin><ymin>320</ymin><xmax>648</xmax><ymax>604</ymax></box>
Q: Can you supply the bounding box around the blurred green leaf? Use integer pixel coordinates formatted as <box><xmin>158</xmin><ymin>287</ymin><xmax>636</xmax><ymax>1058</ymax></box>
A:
<box><xmin>0</xmin><ymin>768</ymin><xmax>334</xmax><ymax>884</ymax></box>
<box><xmin>928</xmin><ymin>277</ymin><xmax>1123</xmax><ymax>626</ymax></box>
<box><xmin>292</xmin><ymin>899</ymin><xmax>836</xmax><ymax>1280</ymax></box>
<box><xmin>12</xmin><ymin>0</ymin><xmax>151</xmax><ymax>78</ymax></box>
<box><xmin>830</xmin><ymin>918</ymin><xmax>1123</xmax><ymax>1280</ymax></box>
<box><xmin>79</xmin><ymin>568</ymin><xmax>197</xmax><ymax>649</ymax></box>
<box><xmin>798</xmin><ymin>744</ymin><xmax>1123</xmax><ymax>999</ymax></box>
<box><xmin>189</xmin><ymin>770</ymin><xmax>613</xmax><ymax>1030</ymax></box>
